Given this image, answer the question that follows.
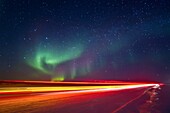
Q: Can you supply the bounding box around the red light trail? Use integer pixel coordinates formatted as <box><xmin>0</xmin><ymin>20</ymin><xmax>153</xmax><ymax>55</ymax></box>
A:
<box><xmin>0</xmin><ymin>80</ymin><xmax>162</xmax><ymax>113</ymax></box>
<box><xmin>0</xmin><ymin>80</ymin><xmax>161</xmax><ymax>94</ymax></box>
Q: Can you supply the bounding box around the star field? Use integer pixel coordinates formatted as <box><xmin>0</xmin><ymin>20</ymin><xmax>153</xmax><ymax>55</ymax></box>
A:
<box><xmin>0</xmin><ymin>0</ymin><xmax>170</xmax><ymax>82</ymax></box>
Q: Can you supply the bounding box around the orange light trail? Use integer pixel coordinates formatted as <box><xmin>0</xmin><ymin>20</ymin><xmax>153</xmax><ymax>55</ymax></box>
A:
<box><xmin>0</xmin><ymin>81</ymin><xmax>163</xmax><ymax>113</ymax></box>
<box><xmin>0</xmin><ymin>81</ymin><xmax>161</xmax><ymax>94</ymax></box>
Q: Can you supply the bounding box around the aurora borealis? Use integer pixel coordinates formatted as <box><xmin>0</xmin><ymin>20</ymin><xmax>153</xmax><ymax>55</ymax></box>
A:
<box><xmin>0</xmin><ymin>0</ymin><xmax>170</xmax><ymax>82</ymax></box>
<box><xmin>26</xmin><ymin>41</ymin><xmax>84</xmax><ymax>80</ymax></box>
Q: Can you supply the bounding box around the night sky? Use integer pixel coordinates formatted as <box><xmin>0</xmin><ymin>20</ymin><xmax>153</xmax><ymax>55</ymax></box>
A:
<box><xmin>0</xmin><ymin>0</ymin><xmax>170</xmax><ymax>82</ymax></box>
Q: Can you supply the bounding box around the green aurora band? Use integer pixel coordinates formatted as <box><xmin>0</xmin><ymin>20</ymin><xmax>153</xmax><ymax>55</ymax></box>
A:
<box><xmin>27</xmin><ymin>43</ymin><xmax>84</xmax><ymax>81</ymax></box>
<box><xmin>26</xmin><ymin>36</ymin><xmax>128</xmax><ymax>81</ymax></box>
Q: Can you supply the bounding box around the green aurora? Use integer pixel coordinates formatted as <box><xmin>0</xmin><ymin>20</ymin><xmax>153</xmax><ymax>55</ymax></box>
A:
<box><xmin>27</xmin><ymin>43</ymin><xmax>84</xmax><ymax>81</ymax></box>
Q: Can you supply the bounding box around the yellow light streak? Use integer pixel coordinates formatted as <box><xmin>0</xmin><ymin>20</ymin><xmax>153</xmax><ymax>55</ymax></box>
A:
<box><xmin>0</xmin><ymin>84</ymin><xmax>158</xmax><ymax>94</ymax></box>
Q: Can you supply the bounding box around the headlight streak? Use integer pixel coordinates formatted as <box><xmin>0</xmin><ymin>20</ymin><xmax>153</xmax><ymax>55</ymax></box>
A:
<box><xmin>0</xmin><ymin>81</ymin><xmax>161</xmax><ymax>95</ymax></box>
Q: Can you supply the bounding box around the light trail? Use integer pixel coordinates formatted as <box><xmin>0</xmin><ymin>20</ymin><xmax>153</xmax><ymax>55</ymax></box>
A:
<box><xmin>0</xmin><ymin>81</ymin><xmax>160</xmax><ymax>95</ymax></box>
<box><xmin>0</xmin><ymin>80</ymin><xmax>160</xmax><ymax>85</ymax></box>
<box><xmin>0</xmin><ymin>81</ymin><xmax>162</xmax><ymax>113</ymax></box>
